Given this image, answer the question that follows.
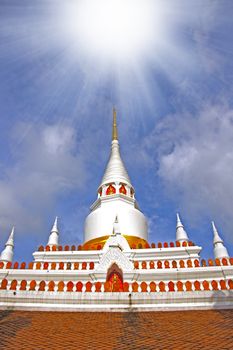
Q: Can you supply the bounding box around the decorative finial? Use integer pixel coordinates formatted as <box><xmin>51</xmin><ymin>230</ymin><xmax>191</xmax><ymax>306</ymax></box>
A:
<box><xmin>212</xmin><ymin>221</ymin><xmax>229</xmax><ymax>259</ymax></box>
<box><xmin>52</xmin><ymin>216</ymin><xmax>58</xmax><ymax>233</ymax></box>
<box><xmin>112</xmin><ymin>107</ymin><xmax>118</xmax><ymax>141</ymax></box>
<box><xmin>176</xmin><ymin>213</ymin><xmax>183</xmax><ymax>228</ymax></box>
<box><xmin>6</xmin><ymin>226</ymin><xmax>15</xmax><ymax>247</ymax></box>
<box><xmin>0</xmin><ymin>227</ymin><xmax>15</xmax><ymax>262</ymax></box>
<box><xmin>212</xmin><ymin>221</ymin><xmax>223</xmax><ymax>244</ymax></box>
<box><xmin>113</xmin><ymin>215</ymin><xmax>120</xmax><ymax>235</ymax></box>
<box><xmin>176</xmin><ymin>213</ymin><xmax>189</xmax><ymax>243</ymax></box>
<box><xmin>47</xmin><ymin>216</ymin><xmax>59</xmax><ymax>247</ymax></box>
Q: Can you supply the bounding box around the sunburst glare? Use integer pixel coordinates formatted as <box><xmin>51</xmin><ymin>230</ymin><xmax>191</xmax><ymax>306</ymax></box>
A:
<box><xmin>59</xmin><ymin>0</ymin><xmax>163</xmax><ymax>63</ymax></box>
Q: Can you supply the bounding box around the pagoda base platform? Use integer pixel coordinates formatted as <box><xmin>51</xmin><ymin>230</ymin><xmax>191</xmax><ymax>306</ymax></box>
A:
<box><xmin>0</xmin><ymin>290</ymin><xmax>233</xmax><ymax>312</ymax></box>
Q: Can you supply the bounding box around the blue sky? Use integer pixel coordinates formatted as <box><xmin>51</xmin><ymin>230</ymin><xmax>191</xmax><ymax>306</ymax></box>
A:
<box><xmin>0</xmin><ymin>0</ymin><xmax>233</xmax><ymax>261</ymax></box>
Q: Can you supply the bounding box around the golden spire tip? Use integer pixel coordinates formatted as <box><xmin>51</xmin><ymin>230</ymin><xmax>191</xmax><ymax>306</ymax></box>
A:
<box><xmin>112</xmin><ymin>107</ymin><xmax>118</xmax><ymax>141</ymax></box>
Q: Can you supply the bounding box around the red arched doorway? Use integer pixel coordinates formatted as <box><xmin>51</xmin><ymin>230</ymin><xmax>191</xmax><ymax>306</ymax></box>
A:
<box><xmin>106</xmin><ymin>263</ymin><xmax>123</xmax><ymax>292</ymax></box>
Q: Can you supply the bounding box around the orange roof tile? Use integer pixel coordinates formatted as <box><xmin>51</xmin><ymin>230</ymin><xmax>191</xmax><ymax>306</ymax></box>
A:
<box><xmin>0</xmin><ymin>310</ymin><xmax>232</xmax><ymax>349</ymax></box>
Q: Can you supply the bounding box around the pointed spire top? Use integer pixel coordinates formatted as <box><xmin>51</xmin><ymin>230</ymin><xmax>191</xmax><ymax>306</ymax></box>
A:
<box><xmin>51</xmin><ymin>216</ymin><xmax>58</xmax><ymax>233</ymax></box>
<box><xmin>212</xmin><ymin>221</ymin><xmax>229</xmax><ymax>259</ymax></box>
<box><xmin>212</xmin><ymin>221</ymin><xmax>223</xmax><ymax>244</ymax></box>
<box><xmin>0</xmin><ymin>227</ymin><xmax>15</xmax><ymax>262</ymax></box>
<box><xmin>112</xmin><ymin>107</ymin><xmax>118</xmax><ymax>141</ymax></box>
<box><xmin>176</xmin><ymin>213</ymin><xmax>183</xmax><ymax>228</ymax></box>
<box><xmin>100</xmin><ymin>109</ymin><xmax>132</xmax><ymax>187</ymax></box>
<box><xmin>47</xmin><ymin>217</ymin><xmax>59</xmax><ymax>247</ymax></box>
<box><xmin>6</xmin><ymin>226</ymin><xmax>14</xmax><ymax>247</ymax></box>
<box><xmin>176</xmin><ymin>213</ymin><xmax>189</xmax><ymax>242</ymax></box>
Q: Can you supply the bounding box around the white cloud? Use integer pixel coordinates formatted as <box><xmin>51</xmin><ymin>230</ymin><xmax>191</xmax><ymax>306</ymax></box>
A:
<box><xmin>153</xmin><ymin>102</ymin><xmax>233</xmax><ymax>242</ymax></box>
<box><xmin>0</xmin><ymin>122</ymin><xmax>87</xmax><ymax>236</ymax></box>
<box><xmin>43</xmin><ymin>125</ymin><xmax>76</xmax><ymax>155</ymax></box>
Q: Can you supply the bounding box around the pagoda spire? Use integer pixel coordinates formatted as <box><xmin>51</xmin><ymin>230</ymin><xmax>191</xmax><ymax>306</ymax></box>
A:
<box><xmin>99</xmin><ymin>108</ymin><xmax>132</xmax><ymax>188</ymax></box>
<box><xmin>176</xmin><ymin>213</ymin><xmax>189</xmax><ymax>243</ymax></box>
<box><xmin>0</xmin><ymin>227</ymin><xmax>15</xmax><ymax>262</ymax></box>
<box><xmin>212</xmin><ymin>221</ymin><xmax>229</xmax><ymax>259</ymax></box>
<box><xmin>112</xmin><ymin>107</ymin><xmax>118</xmax><ymax>141</ymax></box>
<box><xmin>47</xmin><ymin>217</ymin><xmax>59</xmax><ymax>247</ymax></box>
<box><xmin>84</xmin><ymin>108</ymin><xmax>148</xmax><ymax>245</ymax></box>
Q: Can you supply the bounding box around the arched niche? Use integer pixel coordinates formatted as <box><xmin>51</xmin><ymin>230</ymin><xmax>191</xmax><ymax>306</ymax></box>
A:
<box><xmin>106</xmin><ymin>263</ymin><xmax>123</xmax><ymax>292</ymax></box>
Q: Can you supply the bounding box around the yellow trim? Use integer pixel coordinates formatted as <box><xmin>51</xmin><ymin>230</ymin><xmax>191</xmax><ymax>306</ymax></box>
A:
<box><xmin>82</xmin><ymin>234</ymin><xmax>149</xmax><ymax>250</ymax></box>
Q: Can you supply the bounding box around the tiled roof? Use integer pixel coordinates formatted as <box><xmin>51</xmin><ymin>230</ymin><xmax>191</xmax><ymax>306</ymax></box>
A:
<box><xmin>0</xmin><ymin>310</ymin><xmax>233</xmax><ymax>349</ymax></box>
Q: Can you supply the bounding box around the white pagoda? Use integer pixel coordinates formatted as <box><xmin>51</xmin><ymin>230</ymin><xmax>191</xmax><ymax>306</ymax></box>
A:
<box><xmin>0</xmin><ymin>110</ymin><xmax>233</xmax><ymax>312</ymax></box>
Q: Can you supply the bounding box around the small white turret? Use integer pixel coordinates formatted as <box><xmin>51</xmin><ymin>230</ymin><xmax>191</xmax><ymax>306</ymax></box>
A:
<box><xmin>0</xmin><ymin>227</ymin><xmax>15</xmax><ymax>262</ymax></box>
<box><xmin>103</xmin><ymin>216</ymin><xmax>130</xmax><ymax>252</ymax></box>
<box><xmin>47</xmin><ymin>217</ymin><xmax>59</xmax><ymax>247</ymax></box>
<box><xmin>176</xmin><ymin>213</ymin><xmax>189</xmax><ymax>243</ymax></box>
<box><xmin>212</xmin><ymin>221</ymin><xmax>229</xmax><ymax>259</ymax></box>
<box><xmin>113</xmin><ymin>215</ymin><xmax>120</xmax><ymax>235</ymax></box>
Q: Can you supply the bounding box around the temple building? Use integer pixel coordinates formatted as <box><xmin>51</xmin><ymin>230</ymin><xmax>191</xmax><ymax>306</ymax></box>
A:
<box><xmin>0</xmin><ymin>110</ymin><xmax>233</xmax><ymax>312</ymax></box>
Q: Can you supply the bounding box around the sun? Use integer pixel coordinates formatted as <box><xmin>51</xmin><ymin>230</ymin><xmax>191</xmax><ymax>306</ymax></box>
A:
<box><xmin>59</xmin><ymin>0</ymin><xmax>165</xmax><ymax>64</ymax></box>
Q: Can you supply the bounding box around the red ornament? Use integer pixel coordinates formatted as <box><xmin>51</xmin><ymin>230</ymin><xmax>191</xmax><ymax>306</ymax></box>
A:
<box><xmin>106</xmin><ymin>184</ymin><xmax>116</xmax><ymax>195</ymax></box>
<box><xmin>119</xmin><ymin>184</ymin><xmax>127</xmax><ymax>195</ymax></box>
